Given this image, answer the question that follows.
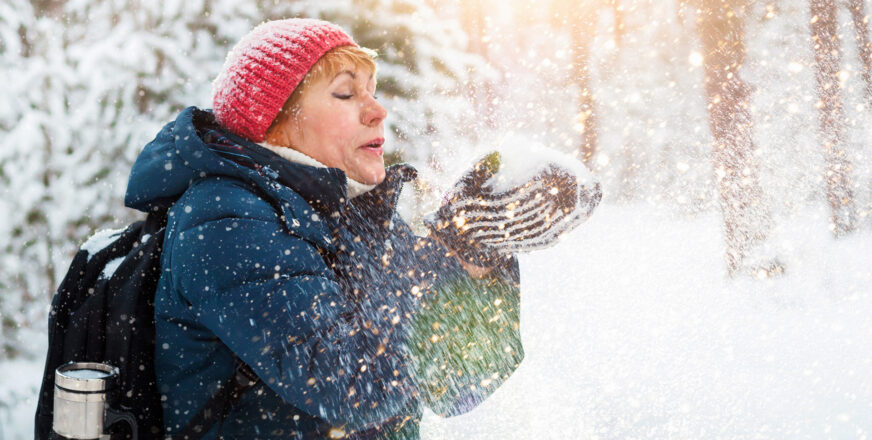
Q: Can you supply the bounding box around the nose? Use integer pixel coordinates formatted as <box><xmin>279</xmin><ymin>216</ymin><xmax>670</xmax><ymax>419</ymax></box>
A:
<box><xmin>361</xmin><ymin>94</ymin><xmax>387</xmax><ymax>127</ymax></box>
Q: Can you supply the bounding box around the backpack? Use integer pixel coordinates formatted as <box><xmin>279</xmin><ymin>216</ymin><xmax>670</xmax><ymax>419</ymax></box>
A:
<box><xmin>34</xmin><ymin>212</ymin><xmax>259</xmax><ymax>440</ymax></box>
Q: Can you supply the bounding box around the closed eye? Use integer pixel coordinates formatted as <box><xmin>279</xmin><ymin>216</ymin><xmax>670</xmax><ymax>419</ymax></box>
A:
<box><xmin>332</xmin><ymin>93</ymin><xmax>353</xmax><ymax>100</ymax></box>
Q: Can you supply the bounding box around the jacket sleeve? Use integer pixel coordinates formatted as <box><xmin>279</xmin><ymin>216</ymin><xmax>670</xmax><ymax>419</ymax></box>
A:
<box><xmin>405</xmin><ymin>233</ymin><xmax>525</xmax><ymax>417</ymax></box>
<box><xmin>167</xmin><ymin>184</ymin><xmax>414</xmax><ymax>432</ymax></box>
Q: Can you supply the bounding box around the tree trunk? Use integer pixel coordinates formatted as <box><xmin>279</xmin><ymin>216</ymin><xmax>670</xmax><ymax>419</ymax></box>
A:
<box><xmin>848</xmin><ymin>0</ymin><xmax>872</xmax><ymax>101</ymax></box>
<box><xmin>460</xmin><ymin>0</ymin><xmax>497</xmax><ymax>129</ymax></box>
<box><xmin>610</xmin><ymin>0</ymin><xmax>624</xmax><ymax>47</ymax></box>
<box><xmin>696</xmin><ymin>0</ymin><xmax>779</xmax><ymax>276</ymax></box>
<box><xmin>810</xmin><ymin>0</ymin><xmax>858</xmax><ymax>236</ymax></box>
<box><xmin>570</xmin><ymin>14</ymin><xmax>599</xmax><ymax>167</ymax></box>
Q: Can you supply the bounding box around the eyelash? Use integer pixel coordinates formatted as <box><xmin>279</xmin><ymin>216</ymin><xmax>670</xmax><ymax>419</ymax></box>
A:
<box><xmin>332</xmin><ymin>90</ymin><xmax>378</xmax><ymax>100</ymax></box>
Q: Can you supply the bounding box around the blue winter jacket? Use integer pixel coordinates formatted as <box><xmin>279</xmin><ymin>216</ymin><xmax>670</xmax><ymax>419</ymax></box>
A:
<box><xmin>124</xmin><ymin>107</ymin><xmax>523</xmax><ymax>439</ymax></box>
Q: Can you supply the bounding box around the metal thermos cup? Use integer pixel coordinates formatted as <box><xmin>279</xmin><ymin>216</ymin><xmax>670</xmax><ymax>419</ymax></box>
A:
<box><xmin>52</xmin><ymin>362</ymin><xmax>137</xmax><ymax>440</ymax></box>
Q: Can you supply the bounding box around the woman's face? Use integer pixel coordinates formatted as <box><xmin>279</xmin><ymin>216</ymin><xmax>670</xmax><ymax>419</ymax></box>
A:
<box><xmin>274</xmin><ymin>65</ymin><xmax>388</xmax><ymax>185</ymax></box>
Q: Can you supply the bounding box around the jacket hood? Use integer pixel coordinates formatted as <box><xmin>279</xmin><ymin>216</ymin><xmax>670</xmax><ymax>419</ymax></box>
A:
<box><xmin>126</xmin><ymin>106</ymin><xmax>345</xmax><ymax>211</ymax></box>
<box><xmin>126</xmin><ymin>107</ymin><xmax>356</xmax><ymax>249</ymax></box>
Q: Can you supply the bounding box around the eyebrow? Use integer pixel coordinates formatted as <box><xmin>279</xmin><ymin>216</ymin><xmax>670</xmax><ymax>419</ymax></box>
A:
<box><xmin>333</xmin><ymin>70</ymin><xmax>356</xmax><ymax>81</ymax></box>
<box><xmin>331</xmin><ymin>70</ymin><xmax>376</xmax><ymax>82</ymax></box>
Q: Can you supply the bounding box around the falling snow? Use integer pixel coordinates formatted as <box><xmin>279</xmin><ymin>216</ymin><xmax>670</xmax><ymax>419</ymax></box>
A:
<box><xmin>3</xmin><ymin>0</ymin><xmax>872</xmax><ymax>438</ymax></box>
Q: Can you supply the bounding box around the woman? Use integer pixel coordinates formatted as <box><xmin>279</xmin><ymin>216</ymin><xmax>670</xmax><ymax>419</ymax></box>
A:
<box><xmin>125</xmin><ymin>18</ymin><xmax>596</xmax><ymax>439</ymax></box>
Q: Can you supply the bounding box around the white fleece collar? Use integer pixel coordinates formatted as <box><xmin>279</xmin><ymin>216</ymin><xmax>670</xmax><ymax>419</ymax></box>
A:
<box><xmin>258</xmin><ymin>143</ymin><xmax>377</xmax><ymax>199</ymax></box>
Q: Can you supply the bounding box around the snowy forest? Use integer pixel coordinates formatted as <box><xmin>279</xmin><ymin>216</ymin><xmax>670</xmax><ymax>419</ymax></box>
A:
<box><xmin>2</xmin><ymin>0</ymin><xmax>872</xmax><ymax>438</ymax></box>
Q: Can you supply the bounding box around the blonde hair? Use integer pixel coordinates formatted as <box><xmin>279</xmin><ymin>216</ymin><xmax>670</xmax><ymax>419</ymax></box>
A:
<box><xmin>267</xmin><ymin>45</ymin><xmax>377</xmax><ymax>132</ymax></box>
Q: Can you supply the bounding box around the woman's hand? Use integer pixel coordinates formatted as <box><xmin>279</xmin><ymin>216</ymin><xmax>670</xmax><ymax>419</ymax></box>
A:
<box><xmin>424</xmin><ymin>151</ymin><xmax>601</xmax><ymax>268</ymax></box>
<box><xmin>455</xmin><ymin>259</ymin><xmax>496</xmax><ymax>279</ymax></box>
<box><xmin>429</xmin><ymin>232</ymin><xmax>495</xmax><ymax>279</ymax></box>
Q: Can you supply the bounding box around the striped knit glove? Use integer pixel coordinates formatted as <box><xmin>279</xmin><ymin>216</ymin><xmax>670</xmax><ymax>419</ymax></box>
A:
<box><xmin>424</xmin><ymin>150</ymin><xmax>601</xmax><ymax>267</ymax></box>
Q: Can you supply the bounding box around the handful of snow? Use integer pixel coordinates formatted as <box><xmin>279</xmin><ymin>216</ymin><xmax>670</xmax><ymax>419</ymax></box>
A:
<box><xmin>426</xmin><ymin>138</ymin><xmax>602</xmax><ymax>266</ymax></box>
<box><xmin>485</xmin><ymin>137</ymin><xmax>599</xmax><ymax>194</ymax></box>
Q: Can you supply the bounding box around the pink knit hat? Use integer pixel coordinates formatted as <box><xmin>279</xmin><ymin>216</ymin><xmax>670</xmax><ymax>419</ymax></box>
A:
<box><xmin>212</xmin><ymin>19</ymin><xmax>357</xmax><ymax>142</ymax></box>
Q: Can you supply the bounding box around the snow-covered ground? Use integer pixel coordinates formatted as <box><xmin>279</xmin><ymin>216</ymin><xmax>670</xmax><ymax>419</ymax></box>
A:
<box><xmin>3</xmin><ymin>203</ymin><xmax>870</xmax><ymax>439</ymax></box>
<box><xmin>422</xmin><ymin>203</ymin><xmax>872</xmax><ymax>439</ymax></box>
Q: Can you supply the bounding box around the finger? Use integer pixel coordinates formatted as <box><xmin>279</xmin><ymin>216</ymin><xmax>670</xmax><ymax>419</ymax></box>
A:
<box><xmin>480</xmin><ymin>167</ymin><xmax>578</xmax><ymax>210</ymax></box>
<box><xmin>536</xmin><ymin>166</ymin><xmax>579</xmax><ymax>213</ymax></box>
<box><xmin>447</xmin><ymin>163</ymin><xmax>578</xmax><ymax>211</ymax></box>
<box><xmin>457</xmin><ymin>189</ymin><xmax>581</xmax><ymax>242</ymax></box>
<box><xmin>448</xmin><ymin>196</ymin><xmax>552</xmax><ymax>227</ymax></box>
<box><xmin>503</xmin><ymin>210</ymin><xmax>586</xmax><ymax>252</ymax></box>
<box><xmin>471</xmin><ymin>201</ymin><xmax>563</xmax><ymax>237</ymax></box>
<box><xmin>447</xmin><ymin>179</ymin><xmax>551</xmax><ymax>212</ymax></box>
<box><xmin>475</xmin><ymin>203</ymin><xmax>585</xmax><ymax>252</ymax></box>
<box><xmin>483</xmin><ymin>224</ymin><xmax>571</xmax><ymax>253</ymax></box>
<box><xmin>463</xmin><ymin>179</ymin><xmax>591</xmax><ymax>248</ymax></box>
<box><xmin>455</xmin><ymin>151</ymin><xmax>501</xmax><ymax>198</ymax></box>
<box><xmin>470</xmin><ymin>206</ymin><xmax>566</xmax><ymax>245</ymax></box>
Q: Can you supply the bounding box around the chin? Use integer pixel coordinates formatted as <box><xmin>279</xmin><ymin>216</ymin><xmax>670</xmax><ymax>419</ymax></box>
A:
<box><xmin>366</xmin><ymin>168</ymin><xmax>387</xmax><ymax>185</ymax></box>
<box><xmin>352</xmin><ymin>166</ymin><xmax>386</xmax><ymax>185</ymax></box>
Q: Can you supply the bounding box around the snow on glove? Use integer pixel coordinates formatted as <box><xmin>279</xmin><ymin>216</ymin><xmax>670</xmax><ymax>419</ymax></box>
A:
<box><xmin>424</xmin><ymin>141</ymin><xmax>602</xmax><ymax>267</ymax></box>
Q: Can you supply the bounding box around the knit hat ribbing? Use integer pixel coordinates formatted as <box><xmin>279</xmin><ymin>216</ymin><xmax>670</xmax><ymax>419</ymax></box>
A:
<box><xmin>212</xmin><ymin>19</ymin><xmax>357</xmax><ymax>142</ymax></box>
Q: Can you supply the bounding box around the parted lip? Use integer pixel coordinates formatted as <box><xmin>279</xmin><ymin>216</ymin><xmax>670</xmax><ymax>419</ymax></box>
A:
<box><xmin>359</xmin><ymin>137</ymin><xmax>385</xmax><ymax>149</ymax></box>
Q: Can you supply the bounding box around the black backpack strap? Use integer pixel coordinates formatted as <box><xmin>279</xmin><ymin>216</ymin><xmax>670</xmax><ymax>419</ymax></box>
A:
<box><xmin>171</xmin><ymin>358</ymin><xmax>259</xmax><ymax>439</ymax></box>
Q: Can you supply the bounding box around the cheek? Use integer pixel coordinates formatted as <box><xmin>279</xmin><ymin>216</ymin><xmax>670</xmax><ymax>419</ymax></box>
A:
<box><xmin>313</xmin><ymin>112</ymin><xmax>357</xmax><ymax>145</ymax></box>
<box><xmin>302</xmin><ymin>120</ymin><xmax>351</xmax><ymax>161</ymax></box>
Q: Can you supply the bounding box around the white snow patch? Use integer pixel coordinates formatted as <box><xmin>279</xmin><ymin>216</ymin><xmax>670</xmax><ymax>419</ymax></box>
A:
<box><xmin>421</xmin><ymin>203</ymin><xmax>872</xmax><ymax>439</ymax></box>
<box><xmin>486</xmin><ymin>135</ymin><xmax>597</xmax><ymax>191</ymax></box>
<box><xmin>80</xmin><ymin>227</ymin><xmax>125</xmax><ymax>261</ymax></box>
<box><xmin>100</xmin><ymin>256</ymin><xmax>125</xmax><ymax>280</ymax></box>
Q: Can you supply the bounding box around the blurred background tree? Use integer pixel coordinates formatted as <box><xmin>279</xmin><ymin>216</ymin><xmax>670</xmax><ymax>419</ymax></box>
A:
<box><xmin>848</xmin><ymin>0</ymin><xmax>872</xmax><ymax>102</ymax></box>
<box><xmin>549</xmin><ymin>0</ymin><xmax>618</xmax><ymax>167</ymax></box>
<box><xmin>810</xmin><ymin>0</ymin><xmax>859</xmax><ymax>236</ymax></box>
<box><xmin>693</xmin><ymin>0</ymin><xmax>779</xmax><ymax>276</ymax></box>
